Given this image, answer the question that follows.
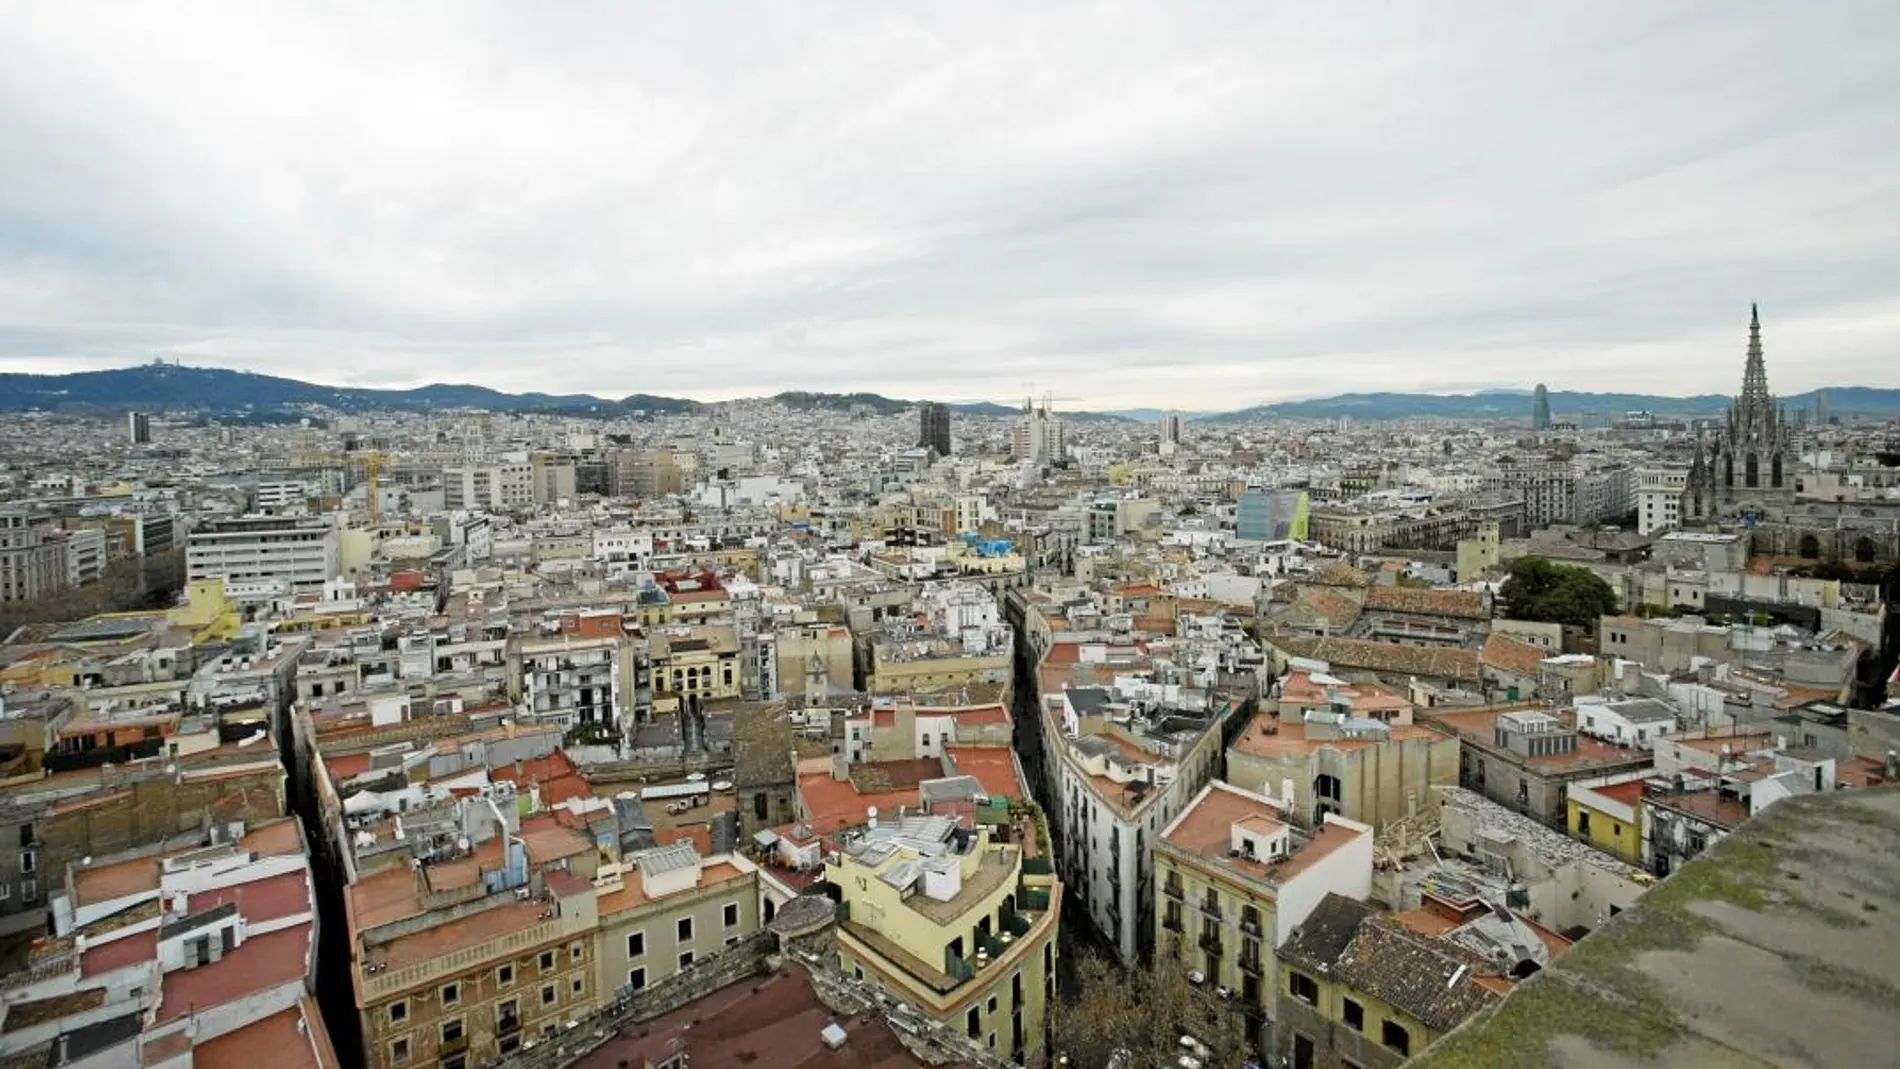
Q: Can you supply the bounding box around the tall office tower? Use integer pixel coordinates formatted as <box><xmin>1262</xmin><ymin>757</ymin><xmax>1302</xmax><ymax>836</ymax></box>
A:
<box><xmin>1531</xmin><ymin>385</ymin><xmax>1552</xmax><ymax>430</ymax></box>
<box><xmin>127</xmin><ymin>411</ymin><xmax>152</xmax><ymax>445</ymax></box>
<box><xmin>1158</xmin><ymin>412</ymin><xmax>1184</xmax><ymax>445</ymax></box>
<box><xmin>1816</xmin><ymin>389</ymin><xmax>1831</xmax><ymax>426</ymax></box>
<box><xmin>918</xmin><ymin>401</ymin><xmax>952</xmax><ymax>456</ymax></box>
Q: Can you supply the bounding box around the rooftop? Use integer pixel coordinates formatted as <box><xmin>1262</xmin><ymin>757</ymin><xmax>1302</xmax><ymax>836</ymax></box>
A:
<box><xmin>569</xmin><ymin>967</ymin><xmax>967</xmax><ymax>1069</ymax></box>
<box><xmin>1410</xmin><ymin>786</ymin><xmax>1900</xmax><ymax>1068</ymax></box>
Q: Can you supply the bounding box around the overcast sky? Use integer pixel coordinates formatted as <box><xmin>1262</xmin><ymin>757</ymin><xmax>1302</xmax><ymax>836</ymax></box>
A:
<box><xmin>2</xmin><ymin>3</ymin><xmax>1897</xmax><ymax>411</ymax></box>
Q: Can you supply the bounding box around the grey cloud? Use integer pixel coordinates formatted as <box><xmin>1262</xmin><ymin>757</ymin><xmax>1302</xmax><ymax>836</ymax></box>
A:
<box><xmin>1</xmin><ymin>1</ymin><xmax>1897</xmax><ymax>411</ymax></box>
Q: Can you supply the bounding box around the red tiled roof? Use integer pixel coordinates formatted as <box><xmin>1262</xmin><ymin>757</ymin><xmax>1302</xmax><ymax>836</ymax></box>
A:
<box><xmin>1481</xmin><ymin>633</ymin><xmax>1547</xmax><ymax>676</ymax></box>
<box><xmin>156</xmin><ymin>922</ymin><xmax>311</xmax><ymax>1022</ymax></box>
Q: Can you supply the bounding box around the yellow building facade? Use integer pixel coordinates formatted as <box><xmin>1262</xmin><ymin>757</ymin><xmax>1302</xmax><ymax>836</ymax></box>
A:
<box><xmin>829</xmin><ymin>816</ymin><xmax>1059</xmax><ymax>1066</ymax></box>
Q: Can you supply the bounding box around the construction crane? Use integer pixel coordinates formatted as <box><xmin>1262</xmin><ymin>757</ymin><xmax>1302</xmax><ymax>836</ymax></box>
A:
<box><xmin>290</xmin><ymin>449</ymin><xmax>389</xmax><ymax>522</ymax></box>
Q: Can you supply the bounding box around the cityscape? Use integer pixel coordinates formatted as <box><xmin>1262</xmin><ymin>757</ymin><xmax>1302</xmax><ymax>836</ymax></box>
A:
<box><xmin>4</xmin><ymin>5</ymin><xmax>1900</xmax><ymax>1069</ymax></box>
<box><xmin>1</xmin><ymin>309</ymin><xmax>1897</xmax><ymax>1068</ymax></box>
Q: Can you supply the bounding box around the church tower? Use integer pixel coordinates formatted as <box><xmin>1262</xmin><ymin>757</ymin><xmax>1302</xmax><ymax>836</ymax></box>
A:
<box><xmin>1706</xmin><ymin>304</ymin><xmax>1795</xmax><ymax>512</ymax></box>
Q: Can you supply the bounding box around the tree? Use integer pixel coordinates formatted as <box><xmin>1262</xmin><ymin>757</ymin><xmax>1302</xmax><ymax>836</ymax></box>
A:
<box><xmin>1497</xmin><ymin>556</ymin><xmax>1617</xmax><ymax>630</ymax></box>
<box><xmin>1054</xmin><ymin>953</ymin><xmax>1251</xmax><ymax>1069</ymax></box>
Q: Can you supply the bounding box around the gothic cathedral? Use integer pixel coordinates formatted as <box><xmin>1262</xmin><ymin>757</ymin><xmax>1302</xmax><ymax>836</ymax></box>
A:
<box><xmin>1685</xmin><ymin>305</ymin><xmax>1795</xmax><ymax>520</ymax></box>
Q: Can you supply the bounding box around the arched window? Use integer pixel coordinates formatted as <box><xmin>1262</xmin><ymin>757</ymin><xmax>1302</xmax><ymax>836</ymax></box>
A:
<box><xmin>1855</xmin><ymin>538</ymin><xmax>1878</xmax><ymax>564</ymax></box>
<box><xmin>1798</xmin><ymin>534</ymin><xmax>1820</xmax><ymax>560</ymax></box>
<box><xmin>1723</xmin><ymin>454</ymin><xmax>1734</xmax><ymax>487</ymax></box>
<box><xmin>1745</xmin><ymin>453</ymin><xmax>1759</xmax><ymax>489</ymax></box>
<box><xmin>1771</xmin><ymin>454</ymin><xmax>1783</xmax><ymax>488</ymax></box>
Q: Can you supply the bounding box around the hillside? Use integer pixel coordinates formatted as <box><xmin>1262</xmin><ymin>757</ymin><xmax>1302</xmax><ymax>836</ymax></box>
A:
<box><xmin>0</xmin><ymin>364</ymin><xmax>701</xmax><ymax>417</ymax></box>
<box><xmin>1202</xmin><ymin>386</ymin><xmax>1900</xmax><ymax>422</ymax></box>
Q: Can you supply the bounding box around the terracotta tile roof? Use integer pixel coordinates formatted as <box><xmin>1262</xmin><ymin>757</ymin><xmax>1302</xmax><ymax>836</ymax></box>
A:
<box><xmin>1311</xmin><ymin>563</ymin><xmax>1372</xmax><ymax>588</ymax></box>
<box><xmin>187</xmin><ymin>870</ymin><xmax>312</xmax><ymax>925</ymax></box>
<box><xmin>1365</xmin><ymin>585</ymin><xmax>1490</xmax><ymax>621</ymax></box>
<box><xmin>1332</xmin><ymin>916</ymin><xmax>1502</xmax><ymax>1032</ymax></box>
<box><xmin>1481</xmin><ymin>633</ymin><xmax>1547</xmax><ymax>677</ymax></box>
<box><xmin>1269</xmin><ymin>633</ymin><xmax>1481</xmax><ymax>683</ymax></box>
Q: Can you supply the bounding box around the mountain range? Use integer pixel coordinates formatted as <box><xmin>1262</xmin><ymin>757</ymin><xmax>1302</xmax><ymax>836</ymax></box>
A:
<box><xmin>1</xmin><ymin>363</ymin><xmax>1895</xmax><ymax>422</ymax></box>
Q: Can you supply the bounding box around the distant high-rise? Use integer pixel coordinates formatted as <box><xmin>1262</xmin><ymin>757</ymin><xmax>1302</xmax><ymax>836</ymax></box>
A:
<box><xmin>1531</xmin><ymin>385</ymin><xmax>1551</xmax><ymax>430</ymax></box>
<box><xmin>1012</xmin><ymin>397</ymin><xmax>1065</xmax><ymax>465</ymax></box>
<box><xmin>1158</xmin><ymin>412</ymin><xmax>1184</xmax><ymax>446</ymax></box>
<box><xmin>918</xmin><ymin>402</ymin><xmax>952</xmax><ymax>456</ymax></box>
<box><xmin>127</xmin><ymin>411</ymin><xmax>152</xmax><ymax>445</ymax></box>
<box><xmin>1816</xmin><ymin>389</ymin><xmax>1831</xmax><ymax>426</ymax></box>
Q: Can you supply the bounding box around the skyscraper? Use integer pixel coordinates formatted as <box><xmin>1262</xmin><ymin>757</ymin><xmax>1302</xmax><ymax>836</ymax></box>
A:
<box><xmin>1531</xmin><ymin>384</ymin><xmax>1551</xmax><ymax>430</ymax></box>
<box><xmin>127</xmin><ymin>411</ymin><xmax>152</xmax><ymax>445</ymax></box>
<box><xmin>1158</xmin><ymin>412</ymin><xmax>1184</xmax><ymax>446</ymax></box>
<box><xmin>918</xmin><ymin>402</ymin><xmax>952</xmax><ymax>456</ymax></box>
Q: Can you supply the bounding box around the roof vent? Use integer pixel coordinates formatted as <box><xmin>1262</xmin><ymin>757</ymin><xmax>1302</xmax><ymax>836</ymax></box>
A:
<box><xmin>820</xmin><ymin>1021</ymin><xmax>848</xmax><ymax>1049</ymax></box>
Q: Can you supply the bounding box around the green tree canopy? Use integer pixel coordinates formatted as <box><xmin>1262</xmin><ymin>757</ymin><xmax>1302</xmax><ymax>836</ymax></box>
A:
<box><xmin>1498</xmin><ymin>556</ymin><xmax>1618</xmax><ymax>630</ymax></box>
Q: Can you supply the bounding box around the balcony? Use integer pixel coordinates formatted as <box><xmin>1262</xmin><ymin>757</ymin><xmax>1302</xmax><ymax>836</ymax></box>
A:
<box><xmin>1163</xmin><ymin>881</ymin><xmax>1184</xmax><ymax>901</ymax></box>
<box><xmin>1239</xmin><ymin>919</ymin><xmax>1262</xmax><ymax>939</ymax></box>
<box><xmin>1162</xmin><ymin>914</ymin><xmax>1183</xmax><ymax>934</ymax></box>
<box><xmin>498</xmin><ymin>1013</ymin><xmax>521</xmax><ymax>1036</ymax></box>
<box><xmin>1238</xmin><ymin>955</ymin><xmax>1263</xmax><ymax>977</ymax></box>
<box><xmin>440</xmin><ymin>1034</ymin><xmax>470</xmax><ymax>1057</ymax></box>
<box><xmin>1002</xmin><ymin>910</ymin><xmax>1033</xmax><ymax>938</ymax></box>
<box><xmin>1198</xmin><ymin>898</ymin><xmax>1224</xmax><ymax>920</ymax></box>
<box><xmin>1198</xmin><ymin>931</ymin><xmax>1223</xmax><ymax>956</ymax></box>
<box><xmin>1018</xmin><ymin>885</ymin><xmax>1051</xmax><ymax>913</ymax></box>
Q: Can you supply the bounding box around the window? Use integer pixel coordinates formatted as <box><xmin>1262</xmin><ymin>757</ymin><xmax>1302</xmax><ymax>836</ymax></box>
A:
<box><xmin>390</xmin><ymin>1038</ymin><xmax>410</xmax><ymax>1065</ymax></box>
<box><xmin>19</xmin><ymin>852</ymin><xmax>33</xmax><ymax>875</ymax></box>
<box><xmin>496</xmin><ymin>998</ymin><xmax>518</xmax><ymax>1028</ymax></box>
<box><xmin>628</xmin><ymin>967</ymin><xmax>646</xmax><ymax>991</ymax></box>
<box><xmin>967</xmin><ymin>1007</ymin><xmax>981</xmax><ymax>1038</ymax></box>
<box><xmin>678</xmin><ymin>951</ymin><xmax>695</xmax><ymax>970</ymax></box>
<box><xmin>988</xmin><ymin>995</ymin><xmax>998</xmax><ymax>1013</ymax></box>
<box><xmin>1382</xmin><ymin>1020</ymin><xmax>1411</xmax><ymax>1056</ymax></box>
<box><xmin>540</xmin><ymin>950</ymin><xmax>556</xmax><ymax>971</ymax></box>
<box><xmin>723</xmin><ymin>902</ymin><xmax>740</xmax><ymax>928</ymax></box>
<box><xmin>571</xmin><ymin>941</ymin><xmax>583</xmax><ymax>962</ymax></box>
<box><xmin>677</xmin><ymin>917</ymin><xmax>694</xmax><ymax>942</ymax></box>
<box><xmin>441</xmin><ymin>1018</ymin><xmax>464</xmax><ymax>1044</ymax></box>
<box><xmin>440</xmin><ymin>982</ymin><xmax>460</xmax><ymax>1006</ymax></box>
<box><xmin>1289</xmin><ymin>971</ymin><xmax>1319</xmax><ymax>1006</ymax></box>
<box><xmin>497</xmin><ymin>964</ymin><xmax>514</xmax><ymax>985</ymax></box>
<box><xmin>388</xmin><ymin>1000</ymin><xmax>408</xmax><ymax>1024</ymax></box>
<box><xmin>1576</xmin><ymin>811</ymin><xmax>1591</xmax><ymax>837</ymax></box>
<box><xmin>1343</xmin><ymin>998</ymin><xmax>1365</xmax><ymax>1030</ymax></box>
<box><xmin>628</xmin><ymin>931</ymin><xmax>646</xmax><ymax>957</ymax></box>
<box><xmin>541</xmin><ymin>983</ymin><xmax>557</xmax><ymax>1006</ymax></box>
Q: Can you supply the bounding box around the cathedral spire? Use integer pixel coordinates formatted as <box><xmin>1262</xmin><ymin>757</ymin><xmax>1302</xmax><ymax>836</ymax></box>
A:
<box><xmin>1741</xmin><ymin>302</ymin><xmax>1770</xmax><ymax>404</ymax></box>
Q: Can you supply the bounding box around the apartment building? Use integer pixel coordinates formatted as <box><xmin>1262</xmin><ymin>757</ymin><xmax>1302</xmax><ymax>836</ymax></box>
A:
<box><xmin>187</xmin><ymin>515</ymin><xmax>339</xmax><ymax>590</ymax></box>
<box><xmin>0</xmin><ymin>509</ymin><xmax>69</xmax><ymax>603</ymax></box>
<box><xmin>1636</xmin><ymin>466</ymin><xmax>1689</xmax><ymax>535</ymax></box>
<box><xmin>347</xmin><ymin>827</ymin><xmax>602</xmax><ymax>1069</ymax></box>
<box><xmin>512</xmin><ymin>633</ymin><xmax>624</xmax><ymax>730</ymax></box>
<box><xmin>829</xmin><ymin>813</ymin><xmax>1060</xmax><ymax>1066</ymax></box>
<box><xmin>594</xmin><ymin>843</ymin><xmax>761</xmax><ymax>998</ymax></box>
<box><xmin>442</xmin><ymin>462</ymin><xmax>536</xmax><ymax>512</ymax></box>
<box><xmin>1152</xmin><ymin>782</ymin><xmax>1374</xmax><ymax>1044</ymax></box>
<box><xmin>1040</xmin><ymin>665</ymin><xmax>1233</xmax><ymax>963</ymax></box>
<box><xmin>8</xmin><ymin>819</ymin><xmax>339</xmax><ymax>1066</ymax></box>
